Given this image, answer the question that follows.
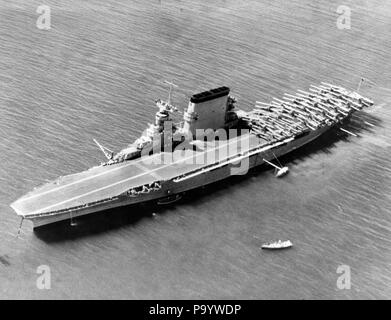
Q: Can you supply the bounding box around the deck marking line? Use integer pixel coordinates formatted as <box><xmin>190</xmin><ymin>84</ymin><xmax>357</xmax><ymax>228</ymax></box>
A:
<box><xmin>19</xmin><ymin>152</ymin><xmax>163</xmax><ymax>202</ymax></box>
<box><xmin>22</xmin><ymin>134</ymin><xmax>253</xmax><ymax>215</ymax></box>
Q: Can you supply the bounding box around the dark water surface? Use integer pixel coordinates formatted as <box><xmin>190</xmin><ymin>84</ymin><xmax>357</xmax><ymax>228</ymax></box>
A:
<box><xmin>0</xmin><ymin>0</ymin><xmax>390</xmax><ymax>299</ymax></box>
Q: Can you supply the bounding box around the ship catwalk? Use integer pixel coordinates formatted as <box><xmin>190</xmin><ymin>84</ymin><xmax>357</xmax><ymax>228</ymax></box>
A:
<box><xmin>10</xmin><ymin>82</ymin><xmax>373</xmax><ymax>228</ymax></box>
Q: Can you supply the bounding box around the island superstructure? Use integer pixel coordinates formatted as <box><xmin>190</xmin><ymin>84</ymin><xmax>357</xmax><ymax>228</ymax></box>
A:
<box><xmin>10</xmin><ymin>82</ymin><xmax>373</xmax><ymax>228</ymax></box>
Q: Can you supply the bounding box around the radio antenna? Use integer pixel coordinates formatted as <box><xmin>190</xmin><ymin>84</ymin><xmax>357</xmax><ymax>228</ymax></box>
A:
<box><xmin>164</xmin><ymin>80</ymin><xmax>178</xmax><ymax>105</ymax></box>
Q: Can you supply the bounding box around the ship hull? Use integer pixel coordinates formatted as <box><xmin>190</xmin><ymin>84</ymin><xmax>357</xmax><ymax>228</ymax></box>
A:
<box><xmin>28</xmin><ymin>124</ymin><xmax>332</xmax><ymax>229</ymax></box>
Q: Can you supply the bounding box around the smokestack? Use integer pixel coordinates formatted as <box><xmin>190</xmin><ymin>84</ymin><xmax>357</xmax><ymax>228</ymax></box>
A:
<box><xmin>183</xmin><ymin>86</ymin><xmax>230</xmax><ymax>135</ymax></box>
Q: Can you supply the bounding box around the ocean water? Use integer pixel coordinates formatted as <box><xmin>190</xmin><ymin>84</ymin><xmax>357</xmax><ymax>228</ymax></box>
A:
<box><xmin>0</xmin><ymin>0</ymin><xmax>390</xmax><ymax>299</ymax></box>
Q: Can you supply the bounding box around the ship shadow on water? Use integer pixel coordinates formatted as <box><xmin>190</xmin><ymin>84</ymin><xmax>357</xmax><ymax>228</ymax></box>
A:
<box><xmin>34</xmin><ymin>112</ymin><xmax>381</xmax><ymax>243</ymax></box>
<box><xmin>33</xmin><ymin>202</ymin><xmax>174</xmax><ymax>242</ymax></box>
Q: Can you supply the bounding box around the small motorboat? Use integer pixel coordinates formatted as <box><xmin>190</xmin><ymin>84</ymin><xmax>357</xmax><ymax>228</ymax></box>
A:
<box><xmin>261</xmin><ymin>240</ymin><xmax>293</xmax><ymax>250</ymax></box>
<box><xmin>275</xmin><ymin>166</ymin><xmax>289</xmax><ymax>178</ymax></box>
<box><xmin>262</xmin><ymin>158</ymin><xmax>289</xmax><ymax>178</ymax></box>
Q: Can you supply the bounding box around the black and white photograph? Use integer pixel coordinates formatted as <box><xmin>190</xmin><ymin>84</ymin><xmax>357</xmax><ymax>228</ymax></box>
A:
<box><xmin>0</xmin><ymin>0</ymin><xmax>390</xmax><ymax>303</ymax></box>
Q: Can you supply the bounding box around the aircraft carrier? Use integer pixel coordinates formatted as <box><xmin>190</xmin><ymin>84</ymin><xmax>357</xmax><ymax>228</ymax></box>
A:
<box><xmin>10</xmin><ymin>82</ymin><xmax>373</xmax><ymax>228</ymax></box>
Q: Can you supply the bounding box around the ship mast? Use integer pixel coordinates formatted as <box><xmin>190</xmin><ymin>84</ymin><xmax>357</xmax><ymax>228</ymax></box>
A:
<box><xmin>164</xmin><ymin>80</ymin><xmax>178</xmax><ymax>105</ymax></box>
